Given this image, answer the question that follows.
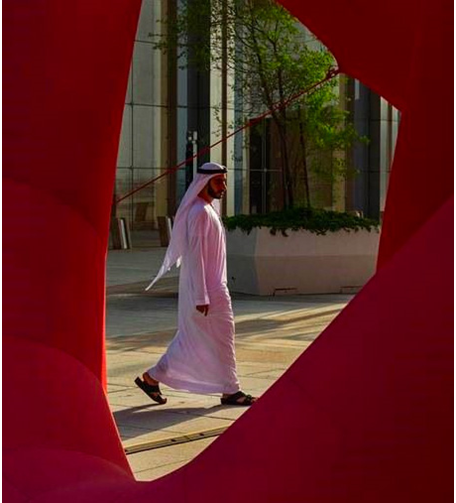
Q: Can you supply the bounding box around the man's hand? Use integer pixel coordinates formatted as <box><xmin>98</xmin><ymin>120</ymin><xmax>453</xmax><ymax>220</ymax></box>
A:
<box><xmin>196</xmin><ymin>304</ymin><xmax>209</xmax><ymax>316</ymax></box>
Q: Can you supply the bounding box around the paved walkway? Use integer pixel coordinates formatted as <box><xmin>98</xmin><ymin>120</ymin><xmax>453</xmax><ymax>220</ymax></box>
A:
<box><xmin>106</xmin><ymin>246</ymin><xmax>353</xmax><ymax>481</ymax></box>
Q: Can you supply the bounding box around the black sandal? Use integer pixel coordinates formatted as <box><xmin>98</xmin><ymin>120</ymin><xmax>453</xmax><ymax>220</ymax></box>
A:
<box><xmin>221</xmin><ymin>391</ymin><xmax>256</xmax><ymax>406</ymax></box>
<box><xmin>134</xmin><ymin>377</ymin><xmax>167</xmax><ymax>405</ymax></box>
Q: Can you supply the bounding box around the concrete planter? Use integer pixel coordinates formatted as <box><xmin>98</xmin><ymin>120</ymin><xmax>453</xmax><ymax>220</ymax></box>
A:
<box><xmin>226</xmin><ymin>227</ymin><xmax>380</xmax><ymax>295</ymax></box>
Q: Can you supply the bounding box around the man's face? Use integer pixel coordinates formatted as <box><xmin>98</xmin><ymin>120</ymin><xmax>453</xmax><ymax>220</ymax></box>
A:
<box><xmin>207</xmin><ymin>174</ymin><xmax>227</xmax><ymax>199</ymax></box>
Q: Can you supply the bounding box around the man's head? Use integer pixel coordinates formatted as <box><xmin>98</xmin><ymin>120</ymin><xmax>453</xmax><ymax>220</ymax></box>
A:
<box><xmin>196</xmin><ymin>163</ymin><xmax>228</xmax><ymax>202</ymax></box>
<box><xmin>199</xmin><ymin>174</ymin><xmax>227</xmax><ymax>202</ymax></box>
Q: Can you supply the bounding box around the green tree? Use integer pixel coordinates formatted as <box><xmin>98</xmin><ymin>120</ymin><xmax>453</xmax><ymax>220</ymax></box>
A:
<box><xmin>154</xmin><ymin>0</ymin><xmax>364</xmax><ymax>209</ymax></box>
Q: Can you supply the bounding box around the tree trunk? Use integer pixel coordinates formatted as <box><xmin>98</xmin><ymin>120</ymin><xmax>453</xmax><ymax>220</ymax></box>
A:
<box><xmin>274</xmin><ymin>43</ymin><xmax>293</xmax><ymax>209</ymax></box>
<box><xmin>298</xmin><ymin>105</ymin><xmax>311</xmax><ymax>207</ymax></box>
<box><xmin>273</xmin><ymin>115</ymin><xmax>293</xmax><ymax>209</ymax></box>
<box><xmin>245</xmin><ymin>0</ymin><xmax>293</xmax><ymax>209</ymax></box>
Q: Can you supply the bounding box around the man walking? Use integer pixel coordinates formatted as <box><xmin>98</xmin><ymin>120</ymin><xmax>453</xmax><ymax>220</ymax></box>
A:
<box><xmin>135</xmin><ymin>162</ymin><xmax>256</xmax><ymax>406</ymax></box>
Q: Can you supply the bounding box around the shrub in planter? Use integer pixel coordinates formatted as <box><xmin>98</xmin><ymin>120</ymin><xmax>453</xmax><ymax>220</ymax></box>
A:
<box><xmin>223</xmin><ymin>207</ymin><xmax>380</xmax><ymax>236</ymax></box>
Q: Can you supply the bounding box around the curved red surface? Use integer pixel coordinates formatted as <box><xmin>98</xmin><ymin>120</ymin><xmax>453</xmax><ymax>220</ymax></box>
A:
<box><xmin>3</xmin><ymin>0</ymin><xmax>452</xmax><ymax>501</ymax></box>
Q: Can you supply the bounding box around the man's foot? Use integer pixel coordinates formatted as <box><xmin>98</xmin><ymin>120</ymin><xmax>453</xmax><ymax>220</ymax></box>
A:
<box><xmin>142</xmin><ymin>372</ymin><xmax>159</xmax><ymax>386</ymax></box>
<box><xmin>221</xmin><ymin>391</ymin><xmax>256</xmax><ymax>406</ymax></box>
<box><xmin>134</xmin><ymin>374</ymin><xmax>167</xmax><ymax>405</ymax></box>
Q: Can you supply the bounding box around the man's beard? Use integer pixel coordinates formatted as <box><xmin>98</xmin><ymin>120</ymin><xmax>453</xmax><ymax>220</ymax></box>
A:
<box><xmin>208</xmin><ymin>183</ymin><xmax>224</xmax><ymax>199</ymax></box>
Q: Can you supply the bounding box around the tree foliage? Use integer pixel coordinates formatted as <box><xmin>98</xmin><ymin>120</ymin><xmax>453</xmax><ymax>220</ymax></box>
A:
<box><xmin>153</xmin><ymin>0</ymin><xmax>365</xmax><ymax>209</ymax></box>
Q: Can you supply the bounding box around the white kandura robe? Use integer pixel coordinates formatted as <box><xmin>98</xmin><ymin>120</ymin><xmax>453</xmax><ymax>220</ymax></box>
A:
<box><xmin>147</xmin><ymin>198</ymin><xmax>241</xmax><ymax>395</ymax></box>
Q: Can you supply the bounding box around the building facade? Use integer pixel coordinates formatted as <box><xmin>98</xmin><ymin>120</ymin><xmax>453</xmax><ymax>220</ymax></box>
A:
<box><xmin>114</xmin><ymin>0</ymin><xmax>398</xmax><ymax>234</ymax></box>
